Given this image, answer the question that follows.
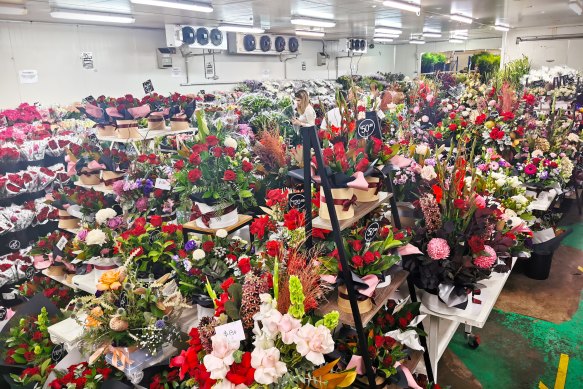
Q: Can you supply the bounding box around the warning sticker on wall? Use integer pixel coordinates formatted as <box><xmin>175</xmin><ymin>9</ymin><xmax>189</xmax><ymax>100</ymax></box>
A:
<box><xmin>19</xmin><ymin>70</ymin><xmax>38</xmax><ymax>84</ymax></box>
<box><xmin>81</xmin><ymin>52</ymin><xmax>94</xmax><ymax>70</ymax></box>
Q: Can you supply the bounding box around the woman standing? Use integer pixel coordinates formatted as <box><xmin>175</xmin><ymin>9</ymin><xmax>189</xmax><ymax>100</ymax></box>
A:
<box><xmin>291</xmin><ymin>89</ymin><xmax>316</xmax><ymax>128</ymax></box>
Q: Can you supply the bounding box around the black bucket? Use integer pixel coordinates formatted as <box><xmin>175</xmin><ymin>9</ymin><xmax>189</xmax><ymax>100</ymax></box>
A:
<box><xmin>525</xmin><ymin>252</ymin><xmax>554</xmax><ymax>280</ymax></box>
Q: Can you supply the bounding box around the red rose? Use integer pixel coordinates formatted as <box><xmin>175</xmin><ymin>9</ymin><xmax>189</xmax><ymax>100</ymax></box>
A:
<box><xmin>468</xmin><ymin>235</ymin><xmax>485</xmax><ymax>254</ymax></box>
<box><xmin>223</xmin><ymin>170</ymin><xmax>236</xmax><ymax>181</ymax></box>
<box><xmin>137</xmin><ymin>154</ymin><xmax>148</xmax><ymax>163</ymax></box>
<box><xmin>265</xmin><ymin>240</ymin><xmax>280</xmax><ymax>257</ymax></box>
<box><xmin>434</xmin><ymin>132</ymin><xmax>443</xmax><ymax>139</ymax></box>
<box><xmin>150</xmin><ymin>215</ymin><xmax>163</xmax><ymax>227</ymax></box>
<box><xmin>363</xmin><ymin>251</ymin><xmax>375</xmax><ymax>264</ymax></box>
<box><xmin>206</xmin><ymin>135</ymin><xmax>219</xmax><ymax>146</ymax></box>
<box><xmin>453</xmin><ymin>198</ymin><xmax>466</xmax><ymax>209</ymax></box>
<box><xmin>202</xmin><ymin>241</ymin><xmax>215</xmax><ymax>252</ymax></box>
<box><xmin>242</xmin><ymin>161</ymin><xmax>253</xmax><ymax>173</ymax></box>
<box><xmin>449</xmin><ymin>112</ymin><xmax>456</xmax><ymax>119</ymax></box>
<box><xmin>350</xmin><ymin>240</ymin><xmax>363</xmax><ymax>251</ymax></box>
<box><xmin>237</xmin><ymin>256</ymin><xmax>251</xmax><ymax>274</ymax></box>
<box><xmin>355</xmin><ymin>158</ymin><xmax>370</xmax><ymax>172</ymax></box>
<box><xmin>212</xmin><ymin>147</ymin><xmax>223</xmax><ymax>157</ymax></box>
<box><xmin>188</xmin><ymin>169</ymin><xmax>202</xmax><ymax>183</ymax></box>
<box><xmin>174</xmin><ymin>160</ymin><xmax>185</xmax><ymax>170</ymax></box>
<box><xmin>448</xmin><ymin>123</ymin><xmax>458</xmax><ymax>131</ymax></box>
<box><xmin>224</xmin><ymin>147</ymin><xmax>236</xmax><ymax>157</ymax></box>
<box><xmin>374</xmin><ymin>335</ymin><xmax>384</xmax><ymax>347</ymax></box>
<box><xmin>189</xmin><ymin>153</ymin><xmax>201</xmax><ymax>165</ymax></box>
<box><xmin>32</xmin><ymin>331</ymin><xmax>43</xmax><ymax>341</ymax></box>
<box><xmin>352</xmin><ymin>255</ymin><xmax>364</xmax><ymax>268</ymax></box>
<box><xmin>221</xmin><ymin>277</ymin><xmax>235</xmax><ymax>292</ymax></box>
<box><xmin>24</xmin><ymin>351</ymin><xmax>35</xmax><ymax>362</ymax></box>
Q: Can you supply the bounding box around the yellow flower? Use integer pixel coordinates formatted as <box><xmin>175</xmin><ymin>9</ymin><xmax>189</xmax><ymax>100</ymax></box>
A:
<box><xmin>34</xmin><ymin>345</ymin><xmax>42</xmax><ymax>355</ymax></box>
<box><xmin>96</xmin><ymin>269</ymin><xmax>125</xmax><ymax>291</ymax></box>
<box><xmin>86</xmin><ymin>306</ymin><xmax>104</xmax><ymax>328</ymax></box>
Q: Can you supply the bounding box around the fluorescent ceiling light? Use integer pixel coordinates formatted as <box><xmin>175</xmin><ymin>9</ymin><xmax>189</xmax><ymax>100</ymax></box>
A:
<box><xmin>494</xmin><ymin>24</ymin><xmax>510</xmax><ymax>32</ymax></box>
<box><xmin>383</xmin><ymin>1</ymin><xmax>421</xmax><ymax>14</ymax></box>
<box><xmin>290</xmin><ymin>16</ymin><xmax>336</xmax><ymax>28</ymax></box>
<box><xmin>423</xmin><ymin>32</ymin><xmax>442</xmax><ymax>37</ymax></box>
<box><xmin>450</xmin><ymin>13</ymin><xmax>473</xmax><ymax>24</ymax></box>
<box><xmin>295</xmin><ymin>30</ymin><xmax>324</xmax><ymax>37</ymax></box>
<box><xmin>569</xmin><ymin>0</ymin><xmax>582</xmax><ymax>15</ymax></box>
<box><xmin>374</xmin><ymin>38</ymin><xmax>394</xmax><ymax>43</ymax></box>
<box><xmin>375</xmin><ymin>26</ymin><xmax>402</xmax><ymax>34</ymax></box>
<box><xmin>219</xmin><ymin>24</ymin><xmax>264</xmax><ymax>33</ymax></box>
<box><xmin>449</xmin><ymin>38</ymin><xmax>464</xmax><ymax>43</ymax></box>
<box><xmin>0</xmin><ymin>4</ymin><xmax>27</xmax><ymax>15</ymax></box>
<box><xmin>50</xmin><ymin>10</ymin><xmax>135</xmax><ymax>23</ymax></box>
<box><xmin>410</xmin><ymin>39</ymin><xmax>425</xmax><ymax>44</ymax></box>
<box><xmin>130</xmin><ymin>0</ymin><xmax>213</xmax><ymax>12</ymax></box>
<box><xmin>375</xmin><ymin>32</ymin><xmax>400</xmax><ymax>38</ymax></box>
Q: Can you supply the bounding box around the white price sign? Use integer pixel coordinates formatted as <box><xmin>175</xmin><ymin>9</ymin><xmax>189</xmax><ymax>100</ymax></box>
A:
<box><xmin>155</xmin><ymin>178</ymin><xmax>171</xmax><ymax>190</ymax></box>
<box><xmin>215</xmin><ymin>320</ymin><xmax>246</xmax><ymax>342</ymax></box>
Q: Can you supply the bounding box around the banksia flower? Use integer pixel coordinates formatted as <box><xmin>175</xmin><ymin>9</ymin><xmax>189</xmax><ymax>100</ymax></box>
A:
<box><xmin>240</xmin><ymin>270</ymin><xmax>269</xmax><ymax>330</ymax></box>
<box><xmin>419</xmin><ymin>194</ymin><xmax>442</xmax><ymax>233</ymax></box>
<box><xmin>198</xmin><ymin>316</ymin><xmax>217</xmax><ymax>353</ymax></box>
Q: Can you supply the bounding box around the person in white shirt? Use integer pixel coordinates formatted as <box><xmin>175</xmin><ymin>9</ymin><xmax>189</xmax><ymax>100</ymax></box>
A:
<box><xmin>291</xmin><ymin>90</ymin><xmax>316</xmax><ymax>127</ymax></box>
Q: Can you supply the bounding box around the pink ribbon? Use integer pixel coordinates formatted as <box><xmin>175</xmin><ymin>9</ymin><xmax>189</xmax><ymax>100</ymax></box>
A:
<box><xmin>85</xmin><ymin>104</ymin><xmax>104</xmax><ymax>119</ymax></box>
<box><xmin>87</xmin><ymin>160</ymin><xmax>106</xmax><ymax>170</ymax></box>
<box><xmin>347</xmin><ymin>171</ymin><xmax>369</xmax><ymax>190</ymax></box>
<box><xmin>33</xmin><ymin>254</ymin><xmax>75</xmax><ymax>272</ymax></box>
<box><xmin>394</xmin><ymin>362</ymin><xmax>423</xmax><ymax>389</ymax></box>
<box><xmin>398</xmin><ymin>244</ymin><xmax>423</xmax><ymax>256</ymax></box>
<box><xmin>105</xmin><ymin>107</ymin><xmax>123</xmax><ymax>118</ymax></box>
<box><xmin>358</xmin><ymin>274</ymin><xmax>380</xmax><ymax>297</ymax></box>
<box><xmin>128</xmin><ymin>105</ymin><xmax>151</xmax><ymax>119</ymax></box>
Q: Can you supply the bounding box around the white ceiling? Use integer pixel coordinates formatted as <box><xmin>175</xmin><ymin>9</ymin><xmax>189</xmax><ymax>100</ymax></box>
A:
<box><xmin>1</xmin><ymin>0</ymin><xmax>583</xmax><ymax>42</ymax></box>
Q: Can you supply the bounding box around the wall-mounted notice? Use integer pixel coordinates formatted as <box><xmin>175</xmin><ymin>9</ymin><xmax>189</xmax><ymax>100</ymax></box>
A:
<box><xmin>19</xmin><ymin>70</ymin><xmax>38</xmax><ymax>84</ymax></box>
<box><xmin>81</xmin><ymin>52</ymin><xmax>94</xmax><ymax>69</ymax></box>
<box><xmin>171</xmin><ymin>67</ymin><xmax>182</xmax><ymax>78</ymax></box>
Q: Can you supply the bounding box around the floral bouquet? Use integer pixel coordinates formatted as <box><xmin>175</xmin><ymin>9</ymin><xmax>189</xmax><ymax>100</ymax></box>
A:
<box><xmin>0</xmin><ymin>103</ymin><xmax>41</xmax><ymax>126</ymax></box>
<box><xmin>516</xmin><ymin>150</ymin><xmax>573</xmax><ymax>187</ymax></box>
<box><xmin>173</xmin><ymin>111</ymin><xmax>257</xmax><ymax>228</ymax></box>
<box><xmin>47</xmin><ymin>361</ymin><xmax>117</xmax><ymax>389</ymax></box>
<box><xmin>18</xmin><ymin>275</ymin><xmax>74</xmax><ymax>310</ymax></box>
<box><xmin>141</xmin><ymin>93</ymin><xmax>170</xmax><ymax>130</ymax></box>
<box><xmin>168</xmin><ymin>93</ymin><xmax>197</xmax><ymax>130</ymax></box>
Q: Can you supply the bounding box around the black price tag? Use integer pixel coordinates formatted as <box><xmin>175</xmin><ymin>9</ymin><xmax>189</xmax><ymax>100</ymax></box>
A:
<box><xmin>364</xmin><ymin>222</ymin><xmax>380</xmax><ymax>243</ymax></box>
<box><xmin>288</xmin><ymin>193</ymin><xmax>306</xmax><ymax>211</ymax></box>
<box><xmin>84</xmin><ymin>95</ymin><xmax>96</xmax><ymax>104</ymax></box>
<box><xmin>119</xmin><ymin>291</ymin><xmax>129</xmax><ymax>308</ymax></box>
<box><xmin>0</xmin><ymin>306</ymin><xmax>7</xmax><ymax>321</ymax></box>
<box><xmin>8</xmin><ymin>239</ymin><xmax>21</xmax><ymax>250</ymax></box>
<box><xmin>51</xmin><ymin>344</ymin><xmax>65</xmax><ymax>362</ymax></box>
<box><xmin>149</xmin><ymin>230</ymin><xmax>160</xmax><ymax>245</ymax></box>
<box><xmin>25</xmin><ymin>267</ymin><xmax>35</xmax><ymax>280</ymax></box>
<box><xmin>143</xmin><ymin>79</ymin><xmax>154</xmax><ymax>94</ymax></box>
<box><xmin>355</xmin><ymin>112</ymin><xmax>382</xmax><ymax>140</ymax></box>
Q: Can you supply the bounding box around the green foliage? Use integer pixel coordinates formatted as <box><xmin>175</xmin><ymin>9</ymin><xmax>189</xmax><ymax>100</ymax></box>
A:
<box><xmin>421</xmin><ymin>52</ymin><xmax>447</xmax><ymax>73</ymax></box>
<box><xmin>471</xmin><ymin>51</ymin><xmax>501</xmax><ymax>81</ymax></box>
<box><xmin>495</xmin><ymin>56</ymin><xmax>531</xmax><ymax>90</ymax></box>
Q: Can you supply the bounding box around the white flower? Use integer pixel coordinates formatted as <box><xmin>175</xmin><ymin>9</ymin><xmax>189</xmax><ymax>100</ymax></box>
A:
<box><xmin>202</xmin><ymin>334</ymin><xmax>239</xmax><ymax>380</ymax></box>
<box><xmin>192</xmin><ymin>249</ymin><xmax>205</xmax><ymax>260</ymax></box>
<box><xmin>224</xmin><ymin>136</ymin><xmax>238</xmax><ymax>149</ymax></box>
<box><xmin>95</xmin><ymin>208</ymin><xmax>117</xmax><ymax>225</ymax></box>
<box><xmin>213</xmin><ymin>381</ymin><xmax>248</xmax><ymax>389</ymax></box>
<box><xmin>85</xmin><ymin>229</ymin><xmax>108</xmax><ymax>246</ymax></box>
<box><xmin>278</xmin><ymin>314</ymin><xmax>302</xmax><ymax>345</ymax></box>
<box><xmin>294</xmin><ymin>324</ymin><xmax>335</xmax><ymax>365</ymax></box>
<box><xmin>567</xmin><ymin>133</ymin><xmax>580</xmax><ymax>142</ymax></box>
<box><xmin>507</xmin><ymin>176</ymin><xmax>521</xmax><ymax>188</ymax></box>
<box><xmin>415</xmin><ymin>144</ymin><xmax>429</xmax><ymax>155</ymax></box>
<box><xmin>216</xmin><ymin>229</ymin><xmax>228</xmax><ymax>238</ymax></box>
<box><xmin>357</xmin><ymin>111</ymin><xmax>365</xmax><ymax>120</ymax></box>
<box><xmin>183</xmin><ymin>260</ymin><xmax>192</xmax><ymax>272</ymax></box>
<box><xmin>251</xmin><ymin>347</ymin><xmax>287</xmax><ymax>385</ymax></box>
<box><xmin>504</xmin><ymin>208</ymin><xmax>517</xmax><ymax>219</ymax></box>
<box><xmin>252</xmin><ymin>322</ymin><xmax>275</xmax><ymax>350</ymax></box>
<box><xmin>420</xmin><ymin>165</ymin><xmax>437</xmax><ymax>181</ymax></box>
<box><xmin>421</xmin><ymin>115</ymin><xmax>429</xmax><ymax>123</ymax></box>
<box><xmin>531</xmin><ymin>149</ymin><xmax>544</xmax><ymax>158</ymax></box>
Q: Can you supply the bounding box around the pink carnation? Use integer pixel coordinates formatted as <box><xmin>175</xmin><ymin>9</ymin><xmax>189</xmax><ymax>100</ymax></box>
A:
<box><xmin>474</xmin><ymin>245</ymin><xmax>497</xmax><ymax>269</ymax></box>
<box><xmin>427</xmin><ymin>238</ymin><xmax>450</xmax><ymax>260</ymax></box>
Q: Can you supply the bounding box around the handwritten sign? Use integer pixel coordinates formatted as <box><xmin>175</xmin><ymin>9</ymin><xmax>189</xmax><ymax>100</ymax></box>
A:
<box><xmin>25</xmin><ymin>266</ymin><xmax>35</xmax><ymax>280</ymax></box>
<box><xmin>8</xmin><ymin>240</ymin><xmax>20</xmax><ymax>250</ymax></box>
<box><xmin>155</xmin><ymin>178</ymin><xmax>171</xmax><ymax>191</ymax></box>
<box><xmin>288</xmin><ymin>193</ymin><xmax>306</xmax><ymax>211</ymax></box>
<box><xmin>364</xmin><ymin>222</ymin><xmax>380</xmax><ymax>243</ymax></box>
<box><xmin>143</xmin><ymin>79</ymin><xmax>154</xmax><ymax>94</ymax></box>
<box><xmin>356</xmin><ymin>112</ymin><xmax>382</xmax><ymax>140</ymax></box>
<box><xmin>215</xmin><ymin>320</ymin><xmax>246</xmax><ymax>342</ymax></box>
<box><xmin>149</xmin><ymin>230</ymin><xmax>160</xmax><ymax>245</ymax></box>
<box><xmin>51</xmin><ymin>344</ymin><xmax>65</xmax><ymax>363</ymax></box>
<box><xmin>119</xmin><ymin>291</ymin><xmax>129</xmax><ymax>309</ymax></box>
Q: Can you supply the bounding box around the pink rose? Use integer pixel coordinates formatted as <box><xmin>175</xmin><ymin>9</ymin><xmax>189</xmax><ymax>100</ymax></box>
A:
<box><xmin>251</xmin><ymin>347</ymin><xmax>287</xmax><ymax>385</ymax></box>
<box><xmin>278</xmin><ymin>314</ymin><xmax>302</xmax><ymax>345</ymax></box>
<box><xmin>294</xmin><ymin>324</ymin><xmax>335</xmax><ymax>365</ymax></box>
<box><xmin>473</xmin><ymin>194</ymin><xmax>486</xmax><ymax>209</ymax></box>
<box><xmin>202</xmin><ymin>334</ymin><xmax>239</xmax><ymax>380</ymax></box>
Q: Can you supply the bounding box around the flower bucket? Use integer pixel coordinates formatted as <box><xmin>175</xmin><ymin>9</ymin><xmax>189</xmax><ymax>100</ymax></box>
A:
<box><xmin>319</xmin><ymin>187</ymin><xmax>355</xmax><ymax>220</ymax></box>
<box><xmin>354</xmin><ymin>176</ymin><xmax>381</xmax><ymax>202</ymax></box>
<box><xmin>115</xmin><ymin>120</ymin><xmax>141</xmax><ymax>139</ymax></box>
<box><xmin>58</xmin><ymin>209</ymin><xmax>80</xmax><ymax>229</ymax></box>
<box><xmin>79</xmin><ymin>169</ymin><xmax>101</xmax><ymax>185</ymax></box>
<box><xmin>421</xmin><ymin>291</ymin><xmax>472</xmax><ymax>315</ymax></box>
<box><xmin>147</xmin><ymin>116</ymin><xmax>166</xmax><ymax>131</ymax></box>
<box><xmin>337</xmin><ymin>285</ymin><xmax>373</xmax><ymax>314</ymax></box>
<box><xmin>170</xmin><ymin>116</ymin><xmax>190</xmax><ymax>131</ymax></box>
<box><xmin>193</xmin><ymin>202</ymin><xmax>238</xmax><ymax>229</ymax></box>
<box><xmin>96</xmin><ymin>125</ymin><xmax>116</xmax><ymax>137</ymax></box>
<box><xmin>102</xmin><ymin>171</ymin><xmax>124</xmax><ymax>189</ymax></box>
<box><xmin>393</xmin><ymin>202</ymin><xmax>417</xmax><ymax>228</ymax></box>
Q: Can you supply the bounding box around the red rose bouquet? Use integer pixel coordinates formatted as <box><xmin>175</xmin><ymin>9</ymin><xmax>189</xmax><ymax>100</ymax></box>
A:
<box><xmin>47</xmin><ymin>361</ymin><xmax>116</xmax><ymax>389</ymax></box>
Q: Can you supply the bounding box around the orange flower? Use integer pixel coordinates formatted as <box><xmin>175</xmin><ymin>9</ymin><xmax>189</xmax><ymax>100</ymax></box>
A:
<box><xmin>86</xmin><ymin>306</ymin><xmax>103</xmax><ymax>328</ymax></box>
<box><xmin>96</xmin><ymin>269</ymin><xmax>125</xmax><ymax>291</ymax></box>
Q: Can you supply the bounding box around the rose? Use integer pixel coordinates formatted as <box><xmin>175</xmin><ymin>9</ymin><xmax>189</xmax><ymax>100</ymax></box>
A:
<box><xmin>251</xmin><ymin>347</ymin><xmax>287</xmax><ymax>385</ymax></box>
<box><xmin>188</xmin><ymin>168</ymin><xmax>202</xmax><ymax>182</ymax></box>
<box><xmin>203</xmin><ymin>335</ymin><xmax>239</xmax><ymax>380</ymax></box>
<box><xmin>265</xmin><ymin>240</ymin><xmax>280</xmax><ymax>257</ymax></box>
<box><xmin>278</xmin><ymin>314</ymin><xmax>302</xmax><ymax>345</ymax></box>
<box><xmin>206</xmin><ymin>136</ymin><xmax>219</xmax><ymax>146</ymax></box>
<box><xmin>420</xmin><ymin>165</ymin><xmax>437</xmax><ymax>181</ymax></box>
<box><xmin>242</xmin><ymin>161</ymin><xmax>254</xmax><ymax>173</ymax></box>
<box><xmin>150</xmin><ymin>215</ymin><xmax>163</xmax><ymax>227</ymax></box>
<box><xmin>468</xmin><ymin>235</ymin><xmax>485</xmax><ymax>253</ymax></box>
<box><xmin>174</xmin><ymin>160</ymin><xmax>185</xmax><ymax>170</ymax></box>
<box><xmin>294</xmin><ymin>324</ymin><xmax>335</xmax><ymax>365</ymax></box>
<box><xmin>223</xmin><ymin>170</ymin><xmax>236</xmax><ymax>181</ymax></box>
<box><xmin>212</xmin><ymin>147</ymin><xmax>223</xmax><ymax>157</ymax></box>
<box><xmin>363</xmin><ymin>251</ymin><xmax>376</xmax><ymax>265</ymax></box>
<box><xmin>237</xmin><ymin>256</ymin><xmax>251</xmax><ymax>274</ymax></box>
<box><xmin>202</xmin><ymin>241</ymin><xmax>215</xmax><ymax>252</ymax></box>
<box><xmin>85</xmin><ymin>229</ymin><xmax>108</xmax><ymax>246</ymax></box>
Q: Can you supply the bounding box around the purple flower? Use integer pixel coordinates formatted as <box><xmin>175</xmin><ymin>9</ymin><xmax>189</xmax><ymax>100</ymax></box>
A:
<box><xmin>112</xmin><ymin>180</ymin><xmax>125</xmax><ymax>196</ymax></box>
<box><xmin>424</xmin><ymin>158</ymin><xmax>436</xmax><ymax>166</ymax></box>
<box><xmin>540</xmin><ymin>170</ymin><xmax>549</xmax><ymax>180</ymax></box>
<box><xmin>107</xmin><ymin>216</ymin><xmax>123</xmax><ymax>229</ymax></box>
<box><xmin>155</xmin><ymin>319</ymin><xmax>166</xmax><ymax>329</ymax></box>
<box><xmin>77</xmin><ymin>229</ymin><xmax>88</xmax><ymax>241</ymax></box>
<box><xmin>184</xmin><ymin>240</ymin><xmax>197</xmax><ymax>251</ymax></box>
<box><xmin>142</xmin><ymin>179</ymin><xmax>154</xmax><ymax>196</ymax></box>
<box><xmin>136</xmin><ymin>197</ymin><xmax>149</xmax><ymax>212</ymax></box>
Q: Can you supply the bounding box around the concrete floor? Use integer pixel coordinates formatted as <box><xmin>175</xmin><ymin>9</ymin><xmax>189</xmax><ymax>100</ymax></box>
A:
<box><xmin>437</xmin><ymin>199</ymin><xmax>583</xmax><ymax>389</ymax></box>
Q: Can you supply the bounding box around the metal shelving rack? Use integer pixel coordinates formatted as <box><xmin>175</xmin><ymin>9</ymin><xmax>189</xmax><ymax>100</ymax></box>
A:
<box><xmin>299</xmin><ymin>126</ymin><xmax>434</xmax><ymax>388</ymax></box>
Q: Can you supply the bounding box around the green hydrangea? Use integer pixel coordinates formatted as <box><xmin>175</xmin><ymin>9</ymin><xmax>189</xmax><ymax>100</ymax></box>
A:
<box><xmin>322</xmin><ymin>311</ymin><xmax>339</xmax><ymax>331</ymax></box>
<box><xmin>288</xmin><ymin>275</ymin><xmax>305</xmax><ymax>319</ymax></box>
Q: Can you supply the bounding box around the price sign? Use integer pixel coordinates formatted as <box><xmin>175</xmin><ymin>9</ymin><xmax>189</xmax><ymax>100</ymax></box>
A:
<box><xmin>215</xmin><ymin>320</ymin><xmax>246</xmax><ymax>342</ymax></box>
<box><xmin>143</xmin><ymin>79</ymin><xmax>154</xmax><ymax>94</ymax></box>
<box><xmin>84</xmin><ymin>95</ymin><xmax>96</xmax><ymax>104</ymax></box>
<box><xmin>8</xmin><ymin>240</ymin><xmax>21</xmax><ymax>250</ymax></box>
<box><xmin>288</xmin><ymin>193</ymin><xmax>306</xmax><ymax>211</ymax></box>
<box><xmin>364</xmin><ymin>222</ymin><xmax>380</xmax><ymax>243</ymax></box>
<box><xmin>56</xmin><ymin>236</ymin><xmax>68</xmax><ymax>251</ymax></box>
<box><xmin>51</xmin><ymin>344</ymin><xmax>65</xmax><ymax>363</ymax></box>
<box><xmin>155</xmin><ymin>178</ymin><xmax>171</xmax><ymax>191</ymax></box>
<box><xmin>149</xmin><ymin>230</ymin><xmax>160</xmax><ymax>244</ymax></box>
<box><xmin>355</xmin><ymin>112</ymin><xmax>382</xmax><ymax>140</ymax></box>
<box><xmin>0</xmin><ymin>306</ymin><xmax>7</xmax><ymax>321</ymax></box>
<box><xmin>119</xmin><ymin>291</ymin><xmax>129</xmax><ymax>309</ymax></box>
<box><xmin>25</xmin><ymin>266</ymin><xmax>35</xmax><ymax>280</ymax></box>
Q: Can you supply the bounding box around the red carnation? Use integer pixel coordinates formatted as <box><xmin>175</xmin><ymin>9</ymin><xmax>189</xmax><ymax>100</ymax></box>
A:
<box><xmin>174</xmin><ymin>160</ymin><xmax>185</xmax><ymax>170</ymax></box>
<box><xmin>202</xmin><ymin>241</ymin><xmax>215</xmax><ymax>252</ymax></box>
<box><xmin>189</xmin><ymin>153</ymin><xmax>201</xmax><ymax>165</ymax></box>
<box><xmin>448</xmin><ymin>123</ymin><xmax>458</xmax><ymax>131</ymax></box>
<box><xmin>212</xmin><ymin>147</ymin><xmax>223</xmax><ymax>157</ymax></box>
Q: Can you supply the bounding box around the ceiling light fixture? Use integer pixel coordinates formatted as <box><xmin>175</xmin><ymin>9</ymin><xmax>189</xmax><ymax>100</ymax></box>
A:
<box><xmin>50</xmin><ymin>9</ymin><xmax>135</xmax><ymax>23</ymax></box>
<box><xmin>290</xmin><ymin>16</ymin><xmax>336</xmax><ymax>28</ymax></box>
<box><xmin>494</xmin><ymin>24</ymin><xmax>510</xmax><ymax>32</ymax></box>
<box><xmin>410</xmin><ymin>39</ymin><xmax>425</xmax><ymax>44</ymax></box>
<box><xmin>449</xmin><ymin>38</ymin><xmax>464</xmax><ymax>43</ymax></box>
<box><xmin>423</xmin><ymin>32</ymin><xmax>442</xmax><ymax>37</ymax></box>
<box><xmin>375</xmin><ymin>26</ymin><xmax>402</xmax><ymax>34</ymax></box>
<box><xmin>450</xmin><ymin>13</ymin><xmax>473</xmax><ymax>24</ymax></box>
<box><xmin>452</xmin><ymin>35</ymin><xmax>468</xmax><ymax>40</ymax></box>
<box><xmin>0</xmin><ymin>4</ymin><xmax>27</xmax><ymax>15</ymax></box>
<box><xmin>569</xmin><ymin>0</ymin><xmax>582</xmax><ymax>15</ymax></box>
<box><xmin>295</xmin><ymin>30</ymin><xmax>325</xmax><ymax>37</ymax></box>
<box><xmin>374</xmin><ymin>37</ymin><xmax>394</xmax><ymax>43</ymax></box>
<box><xmin>375</xmin><ymin>32</ymin><xmax>400</xmax><ymax>38</ymax></box>
<box><xmin>383</xmin><ymin>1</ymin><xmax>421</xmax><ymax>14</ymax></box>
<box><xmin>219</xmin><ymin>23</ymin><xmax>265</xmax><ymax>33</ymax></box>
<box><xmin>130</xmin><ymin>0</ymin><xmax>213</xmax><ymax>12</ymax></box>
